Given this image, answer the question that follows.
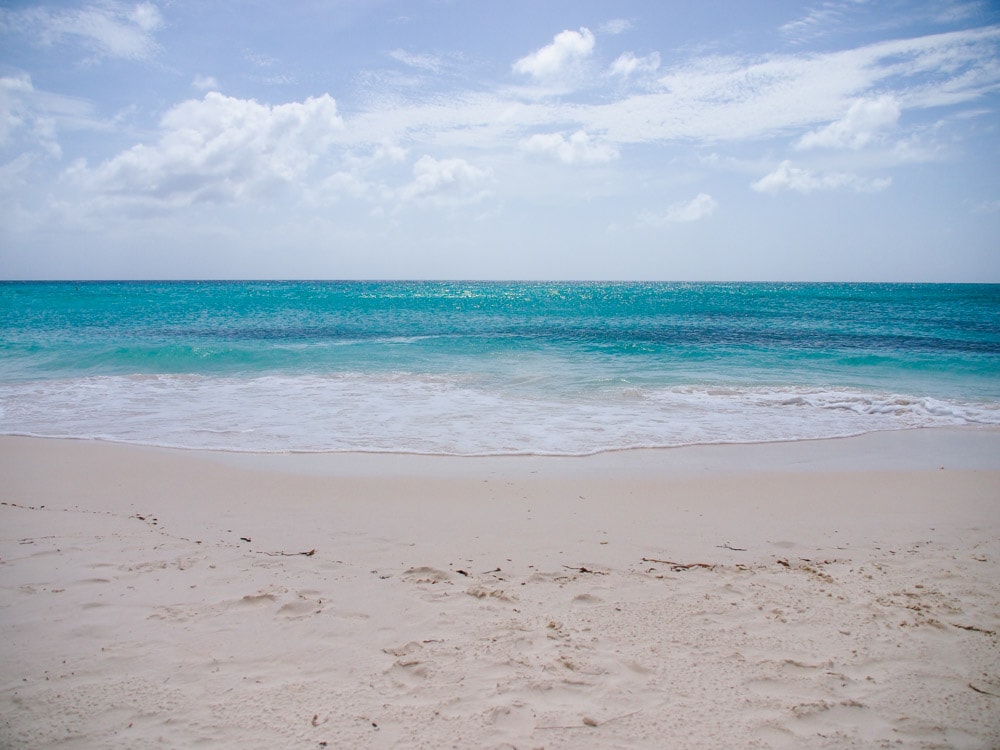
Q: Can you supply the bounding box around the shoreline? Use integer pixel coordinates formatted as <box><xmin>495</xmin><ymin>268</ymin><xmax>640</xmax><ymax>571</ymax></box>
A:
<box><xmin>5</xmin><ymin>421</ymin><xmax>1000</xmax><ymax>467</ymax></box>
<box><xmin>207</xmin><ymin>423</ymin><xmax>1000</xmax><ymax>471</ymax></box>
<box><xmin>2</xmin><ymin>430</ymin><xmax>998</xmax><ymax>747</ymax></box>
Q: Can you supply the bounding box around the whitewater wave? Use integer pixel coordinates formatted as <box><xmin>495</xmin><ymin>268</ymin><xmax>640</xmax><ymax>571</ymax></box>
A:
<box><xmin>1</xmin><ymin>373</ymin><xmax>998</xmax><ymax>455</ymax></box>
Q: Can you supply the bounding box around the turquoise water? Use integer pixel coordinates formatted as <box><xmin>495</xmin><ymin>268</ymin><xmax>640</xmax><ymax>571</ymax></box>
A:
<box><xmin>2</xmin><ymin>281</ymin><xmax>998</xmax><ymax>454</ymax></box>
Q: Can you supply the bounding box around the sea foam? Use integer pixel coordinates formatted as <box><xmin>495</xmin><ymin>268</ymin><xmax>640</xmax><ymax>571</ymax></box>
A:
<box><xmin>1</xmin><ymin>374</ymin><xmax>997</xmax><ymax>455</ymax></box>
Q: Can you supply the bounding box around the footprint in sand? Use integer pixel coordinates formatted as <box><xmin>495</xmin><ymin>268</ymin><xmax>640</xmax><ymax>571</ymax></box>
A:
<box><xmin>400</xmin><ymin>566</ymin><xmax>452</xmax><ymax>584</ymax></box>
<box><xmin>466</xmin><ymin>585</ymin><xmax>516</xmax><ymax>602</ymax></box>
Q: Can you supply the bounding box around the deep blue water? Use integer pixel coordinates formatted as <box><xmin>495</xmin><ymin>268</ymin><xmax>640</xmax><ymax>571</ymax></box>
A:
<box><xmin>1</xmin><ymin>281</ymin><xmax>998</xmax><ymax>454</ymax></box>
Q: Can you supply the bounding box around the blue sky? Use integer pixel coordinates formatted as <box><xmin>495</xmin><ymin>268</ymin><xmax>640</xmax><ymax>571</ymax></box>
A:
<box><xmin>1</xmin><ymin>0</ymin><xmax>999</xmax><ymax>280</ymax></box>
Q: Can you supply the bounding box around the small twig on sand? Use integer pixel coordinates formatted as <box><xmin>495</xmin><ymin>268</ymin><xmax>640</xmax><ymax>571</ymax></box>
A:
<box><xmin>953</xmin><ymin>623</ymin><xmax>997</xmax><ymax>636</ymax></box>
<box><xmin>716</xmin><ymin>542</ymin><xmax>747</xmax><ymax>551</ymax></box>
<box><xmin>258</xmin><ymin>549</ymin><xmax>316</xmax><ymax>557</ymax></box>
<box><xmin>969</xmin><ymin>683</ymin><xmax>999</xmax><ymax>697</ymax></box>
<box><xmin>641</xmin><ymin>557</ymin><xmax>715</xmax><ymax>570</ymax></box>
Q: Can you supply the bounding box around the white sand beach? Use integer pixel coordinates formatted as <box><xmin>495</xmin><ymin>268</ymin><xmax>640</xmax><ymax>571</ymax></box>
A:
<box><xmin>1</xmin><ymin>430</ymin><xmax>999</xmax><ymax>748</ymax></box>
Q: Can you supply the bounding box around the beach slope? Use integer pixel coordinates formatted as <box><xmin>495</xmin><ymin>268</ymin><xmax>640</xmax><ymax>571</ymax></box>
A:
<box><xmin>1</xmin><ymin>431</ymin><xmax>999</xmax><ymax>748</ymax></box>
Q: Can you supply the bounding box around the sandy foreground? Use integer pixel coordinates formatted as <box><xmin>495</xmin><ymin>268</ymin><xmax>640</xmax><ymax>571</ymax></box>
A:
<box><xmin>1</xmin><ymin>430</ymin><xmax>999</xmax><ymax>749</ymax></box>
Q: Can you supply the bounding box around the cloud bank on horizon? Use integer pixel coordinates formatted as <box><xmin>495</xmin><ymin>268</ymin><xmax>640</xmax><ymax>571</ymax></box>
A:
<box><xmin>1</xmin><ymin>0</ymin><xmax>998</xmax><ymax>280</ymax></box>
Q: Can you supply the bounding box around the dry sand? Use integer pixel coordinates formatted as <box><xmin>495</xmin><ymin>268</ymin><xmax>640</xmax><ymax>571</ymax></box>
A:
<box><xmin>1</xmin><ymin>430</ymin><xmax>999</xmax><ymax>749</ymax></box>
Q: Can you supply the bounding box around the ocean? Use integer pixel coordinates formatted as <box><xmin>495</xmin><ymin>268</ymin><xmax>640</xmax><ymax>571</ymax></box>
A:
<box><xmin>1</xmin><ymin>281</ymin><xmax>998</xmax><ymax>455</ymax></box>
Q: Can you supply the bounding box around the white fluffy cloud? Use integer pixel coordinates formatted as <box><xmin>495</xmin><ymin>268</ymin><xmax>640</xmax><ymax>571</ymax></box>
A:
<box><xmin>399</xmin><ymin>155</ymin><xmax>492</xmax><ymax>207</ymax></box>
<box><xmin>638</xmin><ymin>193</ymin><xmax>718</xmax><ymax>226</ymax></box>
<box><xmin>797</xmin><ymin>95</ymin><xmax>901</xmax><ymax>149</ymax></box>
<box><xmin>609</xmin><ymin>51</ymin><xmax>661</xmax><ymax>78</ymax></box>
<box><xmin>513</xmin><ymin>28</ymin><xmax>595</xmax><ymax>79</ymax></box>
<box><xmin>3</xmin><ymin>1</ymin><xmax>163</xmax><ymax>61</ymax></box>
<box><xmin>752</xmin><ymin>160</ymin><xmax>892</xmax><ymax>193</ymax></box>
<box><xmin>520</xmin><ymin>130</ymin><xmax>619</xmax><ymax>165</ymax></box>
<box><xmin>68</xmin><ymin>92</ymin><xmax>344</xmax><ymax>208</ymax></box>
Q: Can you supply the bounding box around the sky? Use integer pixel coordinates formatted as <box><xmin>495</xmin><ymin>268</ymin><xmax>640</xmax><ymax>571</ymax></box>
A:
<box><xmin>1</xmin><ymin>0</ymin><xmax>999</xmax><ymax>281</ymax></box>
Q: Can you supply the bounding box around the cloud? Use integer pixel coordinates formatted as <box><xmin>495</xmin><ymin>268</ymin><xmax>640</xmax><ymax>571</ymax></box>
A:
<box><xmin>67</xmin><ymin>92</ymin><xmax>344</xmax><ymax>209</ymax></box>
<box><xmin>797</xmin><ymin>95</ymin><xmax>901</xmax><ymax>149</ymax></box>
<box><xmin>372</xmin><ymin>142</ymin><xmax>407</xmax><ymax>163</ymax></box>
<box><xmin>609</xmin><ymin>51</ymin><xmax>661</xmax><ymax>78</ymax></box>
<box><xmin>245</xmin><ymin>51</ymin><xmax>277</xmax><ymax>68</ymax></box>
<box><xmin>305</xmin><ymin>139</ymin><xmax>411</xmax><ymax>205</ymax></box>
<box><xmin>933</xmin><ymin>1</ymin><xmax>987</xmax><ymax>24</ymax></box>
<box><xmin>887</xmin><ymin>132</ymin><xmax>946</xmax><ymax>164</ymax></box>
<box><xmin>752</xmin><ymin>160</ymin><xmax>892</xmax><ymax>193</ymax></box>
<box><xmin>600</xmin><ymin>19</ymin><xmax>632</xmax><ymax>35</ymax></box>
<box><xmin>313</xmin><ymin>170</ymin><xmax>379</xmax><ymax>203</ymax></box>
<box><xmin>191</xmin><ymin>74</ymin><xmax>219</xmax><ymax>92</ymax></box>
<box><xmin>339</xmin><ymin>26</ymin><xmax>999</xmax><ymax>163</ymax></box>
<box><xmin>513</xmin><ymin>28</ymin><xmax>595</xmax><ymax>79</ymax></box>
<box><xmin>587</xmin><ymin>27</ymin><xmax>1000</xmax><ymax>144</ymax></box>
<box><xmin>638</xmin><ymin>193</ymin><xmax>718</xmax><ymax>226</ymax></box>
<box><xmin>0</xmin><ymin>73</ymin><xmax>101</xmax><ymax>158</ymax></box>
<box><xmin>2</xmin><ymin>1</ymin><xmax>163</xmax><ymax>62</ymax></box>
<box><xmin>780</xmin><ymin>4</ymin><xmax>848</xmax><ymax>44</ymax></box>
<box><xmin>389</xmin><ymin>49</ymin><xmax>444</xmax><ymax>72</ymax></box>
<box><xmin>0</xmin><ymin>74</ymin><xmax>36</xmax><ymax>147</ymax></box>
<box><xmin>520</xmin><ymin>130</ymin><xmax>619</xmax><ymax>165</ymax></box>
<box><xmin>398</xmin><ymin>155</ymin><xmax>492</xmax><ymax>207</ymax></box>
<box><xmin>778</xmin><ymin>1</ymin><xmax>883</xmax><ymax>46</ymax></box>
